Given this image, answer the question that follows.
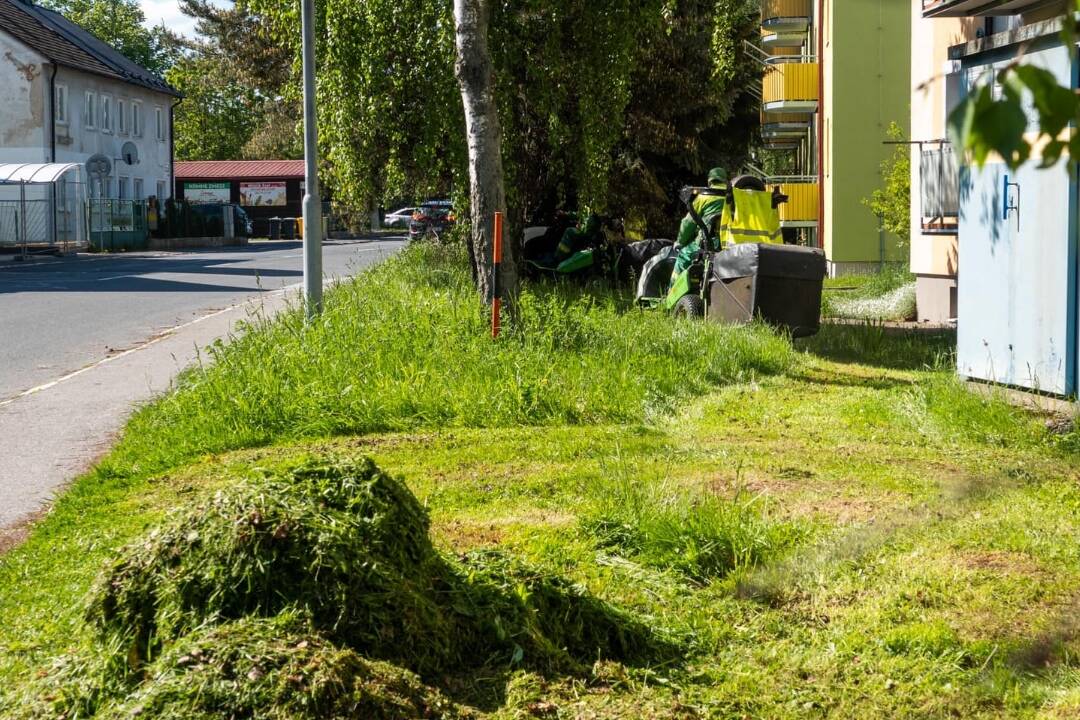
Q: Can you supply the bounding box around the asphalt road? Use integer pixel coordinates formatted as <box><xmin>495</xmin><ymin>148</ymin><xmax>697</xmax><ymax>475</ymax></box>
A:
<box><xmin>0</xmin><ymin>238</ymin><xmax>403</xmax><ymax>400</ymax></box>
<box><xmin>0</xmin><ymin>237</ymin><xmax>404</xmax><ymax>533</ymax></box>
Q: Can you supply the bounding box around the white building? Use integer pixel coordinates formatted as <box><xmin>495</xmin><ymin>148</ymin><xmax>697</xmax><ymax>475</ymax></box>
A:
<box><xmin>0</xmin><ymin>0</ymin><xmax>179</xmax><ymax>208</ymax></box>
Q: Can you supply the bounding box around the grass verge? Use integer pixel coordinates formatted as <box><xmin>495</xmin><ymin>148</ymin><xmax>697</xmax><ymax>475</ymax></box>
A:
<box><xmin>2</xmin><ymin>243</ymin><xmax>1080</xmax><ymax>718</ymax></box>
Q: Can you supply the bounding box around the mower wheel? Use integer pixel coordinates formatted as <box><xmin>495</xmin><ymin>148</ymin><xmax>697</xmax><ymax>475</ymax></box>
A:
<box><xmin>673</xmin><ymin>294</ymin><xmax>705</xmax><ymax>319</ymax></box>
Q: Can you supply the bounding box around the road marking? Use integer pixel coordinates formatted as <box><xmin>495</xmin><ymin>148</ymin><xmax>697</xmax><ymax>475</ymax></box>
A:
<box><xmin>0</xmin><ymin>284</ymin><xmax>300</xmax><ymax>408</ymax></box>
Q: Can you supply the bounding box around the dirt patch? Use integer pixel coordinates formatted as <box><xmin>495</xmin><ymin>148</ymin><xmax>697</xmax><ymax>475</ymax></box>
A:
<box><xmin>0</xmin><ymin>508</ymin><xmax>45</xmax><ymax>555</ymax></box>
<box><xmin>956</xmin><ymin>549</ymin><xmax>1044</xmax><ymax>577</ymax></box>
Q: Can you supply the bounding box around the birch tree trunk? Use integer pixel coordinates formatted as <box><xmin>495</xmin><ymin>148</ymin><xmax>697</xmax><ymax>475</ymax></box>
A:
<box><xmin>453</xmin><ymin>0</ymin><xmax>516</xmax><ymax>303</ymax></box>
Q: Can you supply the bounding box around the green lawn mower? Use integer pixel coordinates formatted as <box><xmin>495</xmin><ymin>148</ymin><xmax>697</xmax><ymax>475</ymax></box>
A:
<box><xmin>636</xmin><ymin>177</ymin><xmax>827</xmax><ymax>338</ymax></box>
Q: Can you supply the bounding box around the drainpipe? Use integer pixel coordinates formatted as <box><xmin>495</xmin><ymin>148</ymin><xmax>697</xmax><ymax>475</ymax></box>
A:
<box><xmin>816</xmin><ymin>0</ymin><xmax>825</xmax><ymax>252</ymax></box>
<box><xmin>48</xmin><ymin>61</ymin><xmax>58</xmax><ymax>245</ymax></box>
<box><xmin>170</xmin><ymin>97</ymin><xmax>182</xmax><ymax>201</ymax></box>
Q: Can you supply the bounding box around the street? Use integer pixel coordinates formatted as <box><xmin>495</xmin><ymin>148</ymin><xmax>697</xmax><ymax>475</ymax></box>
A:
<box><xmin>0</xmin><ymin>237</ymin><xmax>404</xmax><ymax>531</ymax></box>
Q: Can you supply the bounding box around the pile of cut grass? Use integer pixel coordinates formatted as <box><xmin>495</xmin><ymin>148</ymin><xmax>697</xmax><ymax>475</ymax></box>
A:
<box><xmin>14</xmin><ymin>456</ymin><xmax>671</xmax><ymax>718</ymax></box>
<box><xmin>99</xmin><ymin>242</ymin><xmax>796</xmax><ymax>480</ymax></box>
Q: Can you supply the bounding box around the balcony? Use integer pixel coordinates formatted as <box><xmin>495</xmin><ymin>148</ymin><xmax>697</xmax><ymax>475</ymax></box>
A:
<box><xmin>770</xmin><ymin>178</ymin><xmax>819</xmax><ymax>226</ymax></box>
<box><xmin>762</xmin><ymin>0</ymin><xmax>812</xmax><ymax>31</ymax></box>
<box><xmin>761</xmin><ymin>111</ymin><xmax>811</xmax><ymax>141</ymax></box>
<box><xmin>921</xmin><ymin>0</ymin><xmax>1054</xmax><ymax>17</ymax></box>
<box><xmin>762</xmin><ymin>61</ymin><xmax>818</xmax><ymax>113</ymax></box>
<box><xmin>919</xmin><ymin>144</ymin><xmax>959</xmax><ymax>233</ymax></box>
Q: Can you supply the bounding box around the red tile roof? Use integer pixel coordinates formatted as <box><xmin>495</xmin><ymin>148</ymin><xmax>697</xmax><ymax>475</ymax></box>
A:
<box><xmin>174</xmin><ymin>160</ymin><xmax>306</xmax><ymax>180</ymax></box>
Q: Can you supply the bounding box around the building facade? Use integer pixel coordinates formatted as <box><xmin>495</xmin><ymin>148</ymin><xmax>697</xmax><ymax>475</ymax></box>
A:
<box><xmin>911</xmin><ymin>1</ymin><xmax>1076</xmax><ymax>394</ymax></box>
<box><xmin>760</xmin><ymin>0</ymin><xmax>911</xmax><ymax>275</ymax></box>
<box><xmin>174</xmin><ymin>160</ymin><xmax>309</xmax><ymax>237</ymax></box>
<box><xmin>0</xmin><ymin>0</ymin><xmax>179</xmax><ymax>202</ymax></box>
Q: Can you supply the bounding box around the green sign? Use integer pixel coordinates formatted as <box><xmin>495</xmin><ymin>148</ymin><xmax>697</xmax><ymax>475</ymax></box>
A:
<box><xmin>185</xmin><ymin>182</ymin><xmax>231</xmax><ymax>203</ymax></box>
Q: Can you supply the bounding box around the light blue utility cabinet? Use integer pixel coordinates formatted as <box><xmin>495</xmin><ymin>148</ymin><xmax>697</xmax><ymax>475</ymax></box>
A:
<box><xmin>955</xmin><ymin>35</ymin><xmax>1078</xmax><ymax>396</ymax></box>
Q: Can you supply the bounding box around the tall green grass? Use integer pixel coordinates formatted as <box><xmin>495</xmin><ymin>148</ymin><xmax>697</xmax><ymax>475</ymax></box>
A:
<box><xmin>100</xmin><ymin>243</ymin><xmax>795</xmax><ymax>479</ymax></box>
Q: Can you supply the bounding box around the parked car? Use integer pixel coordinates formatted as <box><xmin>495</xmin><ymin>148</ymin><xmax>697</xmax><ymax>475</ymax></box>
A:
<box><xmin>408</xmin><ymin>200</ymin><xmax>456</xmax><ymax>241</ymax></box>
<box><xmin>384</xmin><ymin>207</ymin><xmax>415</xmax><ymax>229</ymax></box>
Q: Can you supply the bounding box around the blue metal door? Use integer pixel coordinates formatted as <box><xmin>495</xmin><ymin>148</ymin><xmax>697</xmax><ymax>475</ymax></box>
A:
<box><xmin>956</xmin><ymin>42</ymin><xmax>1077</xmax><ymax>396</ymax></box>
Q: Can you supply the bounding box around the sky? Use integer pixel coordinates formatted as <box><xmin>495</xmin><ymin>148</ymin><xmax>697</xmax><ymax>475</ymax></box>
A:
<box><xmin>139</xmin><ymin>0</ymin><xmax>224</xmax><ymax>38</ymax></box>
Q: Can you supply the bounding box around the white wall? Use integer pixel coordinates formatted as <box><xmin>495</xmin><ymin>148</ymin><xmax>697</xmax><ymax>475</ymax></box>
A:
<box><xmin>53</xmin><ymin>66</ymin><xmax>174</xmax><ymax>200</ymax></box>
<box><xmin>0</xmin><ymin>32</ymin><xmax>47</xmax><ymax>163</ymax></box>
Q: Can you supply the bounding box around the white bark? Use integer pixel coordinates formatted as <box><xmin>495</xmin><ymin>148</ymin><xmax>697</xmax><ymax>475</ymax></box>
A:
<box><xmin>453</xmin><ymin>0</ymin><xmax>516</xmax><ymax>302</ymax></box>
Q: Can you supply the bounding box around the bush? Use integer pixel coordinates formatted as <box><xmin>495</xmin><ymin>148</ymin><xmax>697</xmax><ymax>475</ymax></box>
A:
<box><xmin>99</xmin><ymin>242</ymin><xmax>796</xmax><ymax>479</ymax></box>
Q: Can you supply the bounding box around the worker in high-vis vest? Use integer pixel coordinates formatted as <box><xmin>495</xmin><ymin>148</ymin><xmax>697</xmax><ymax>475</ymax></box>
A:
<box><xmin>673</xmin><ymin>167</ymin><xmax>729</xmax><ymax>279</ymax></box>
<box><xmin>718</xmin><ymin>186</ymin><xmax>783</xmax><ymax>246</ymax></box>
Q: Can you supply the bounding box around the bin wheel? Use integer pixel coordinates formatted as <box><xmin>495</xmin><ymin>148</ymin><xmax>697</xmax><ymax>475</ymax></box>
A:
<box><xmin>673</xmin><ymin>294</ymin><xmax>705</xmax><ymax>319</ymax></box>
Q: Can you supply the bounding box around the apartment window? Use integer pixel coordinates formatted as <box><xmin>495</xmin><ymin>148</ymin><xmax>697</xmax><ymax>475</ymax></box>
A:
<box><xmin>156</xmin><ymin>180</ymin><xmax>166</xmax><ymax>200</ymax></box>
<box><xmin>84</xmin><ymin>92</ymin><xmax>96</xmax><ymax>129</ymax></box>
<box><xmin>55</xmin><ymin>85</ymin><xmax>68</xmax><ymax>125</ymax></box>
<box><xmin>134</xmin><ymin>178</ymin><xmax>143</xmax><ymax>199</ymax></box>
<box><xmin>101</xmin><ymin>95</ymin><xmax>113</xmax><ymax>133</ymax></box>
<box><xmin>155</xmin><ymin>106</ymin><xmax>164</xmax><ymax>141</ymax></box>
<box><xmin>118</xmin><ymin>176</ymin><xmax>130</xmax><ymax>200</ymax></box>
<box><xmin>118</xmin><ymin>99</ymin><xmax>127</xmax><ymax>134</ymax></box>
<box><xmin>132</xmin><ymin>101</ymin><xmax>143</xmax><ymax>136</ymax></box>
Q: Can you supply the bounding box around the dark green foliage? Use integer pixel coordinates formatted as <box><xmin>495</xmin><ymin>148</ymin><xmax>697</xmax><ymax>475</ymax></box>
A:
<box><xmin>101</xmin><ymin>615</ymin><xmax>473</xmax><ymax>719</ymax></box>
<box><xmin>84</xmin><ymin>457</ymin><xmax>669</xmax><ymax>694</ymax></box>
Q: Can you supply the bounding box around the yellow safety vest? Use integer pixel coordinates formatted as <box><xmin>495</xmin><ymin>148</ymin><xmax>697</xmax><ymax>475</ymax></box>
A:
<box><xmin>718</xmin><ymin>188</ymin><xmax>782</xmax><ymax>245</ymax></box>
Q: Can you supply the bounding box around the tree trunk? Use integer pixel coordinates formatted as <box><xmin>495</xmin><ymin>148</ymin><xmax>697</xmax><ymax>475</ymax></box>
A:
<box><xmin>453</xmin><ymin>0</ymin><xmax>516</xmax><ymax>303</ymax></box>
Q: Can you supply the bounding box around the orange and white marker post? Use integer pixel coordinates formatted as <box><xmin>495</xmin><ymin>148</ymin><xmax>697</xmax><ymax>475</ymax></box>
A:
<box><xmin>491</xmin><ymin>211</ymin><xmax>503</xmax><ymax>338</ymax></box>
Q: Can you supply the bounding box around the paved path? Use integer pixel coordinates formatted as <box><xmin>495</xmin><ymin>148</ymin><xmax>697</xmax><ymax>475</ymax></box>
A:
<box><xmin>0</xmin><ymin>238</ymin><xmax>403</xmax><ymax>530</ymax></box>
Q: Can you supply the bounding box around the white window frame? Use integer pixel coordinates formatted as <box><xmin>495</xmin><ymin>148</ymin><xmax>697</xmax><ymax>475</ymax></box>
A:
<box><xmin>132</xmin><ymin>101</ymin><xmax>143</xmax><ymax>137</ymax></box>
<box><xmin>101</xmin><ymin>94</ymin><xmax>113</xmax><ymax>134</ymax></box>
<box><xmin>133</xmin><ymin>178</ymin><xmax>143</xmax><ymax>200</ymax></box>
<box><xmin>156</xmin><ymin>180</ymin><xmax>166</xmax><ymax>201</ymax></box>
<box><xmin>118</xmin><ymin>175</ymin><xmax>129</xmax><ymax>200</ymax></box>
<box><xmin>84</xmin><ymin>91</ymin><xmax>96</xmax><ymax>129</ymax></box>
<box><xmin>55</xmin><ymin>85</ymin><xmax>68</xmax><ymax>125</ymax></box>
<box><xmin>155</xmin><ymin>106</ymin><xmax>164</xmax><ymax>141</ymax></box>
<box><xmin>118</xmin><ymin>98</ymin><xmax>127</xmax><ymax>134</ymax></box>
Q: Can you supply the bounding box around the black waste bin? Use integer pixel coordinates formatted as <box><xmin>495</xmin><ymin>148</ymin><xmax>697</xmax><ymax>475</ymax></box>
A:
<box><xmin>707</xmin><ymin>243</ymin><xmax>826</xmax><ymax>338</ymax></box>
<box><xmin>269</xmin><ymin>217</ymin><xmax>282</xmax><ymax>240</ymax></box>
<box><xmin>281</xmin><ymin>217</ymin><xmax>296</xmax><ymax>240</ymax></box>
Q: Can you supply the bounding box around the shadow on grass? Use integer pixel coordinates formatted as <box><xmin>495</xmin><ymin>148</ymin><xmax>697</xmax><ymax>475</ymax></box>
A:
<box><xmin>796</xmin><ymin>322</ymin><xmax>956</xmax><ymax>371</ymax></box>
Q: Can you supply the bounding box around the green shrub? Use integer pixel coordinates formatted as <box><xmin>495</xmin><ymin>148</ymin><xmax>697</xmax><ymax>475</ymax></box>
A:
<box><xmin>98</xmin><ymin>242</ymin><xmax>796</xmax><ymax>480</ymax></box>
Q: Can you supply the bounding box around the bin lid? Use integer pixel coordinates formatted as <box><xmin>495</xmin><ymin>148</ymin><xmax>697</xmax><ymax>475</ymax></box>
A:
<box><xmin>711</xmin><ymin>243</ymin><xmax>825</xmax><ymax>282</ymax></box>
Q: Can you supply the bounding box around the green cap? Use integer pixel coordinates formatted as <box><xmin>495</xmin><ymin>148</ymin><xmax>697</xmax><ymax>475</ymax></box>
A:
<box><xmin>707</xmin><ymin>167</ymin><xmax>728</xmax><ymax>187</ymax></box>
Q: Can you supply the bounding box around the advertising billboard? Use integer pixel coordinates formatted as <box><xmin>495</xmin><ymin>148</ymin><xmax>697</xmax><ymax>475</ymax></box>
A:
<box><xmin>240</xmin><ymin>181</ymin><xmax>287</xmax><ymax>207</ymax></box>
<box><xmin>184</xmin><ymin>182</ymin><xmax>231</xmax><ymax>204</ymax></box>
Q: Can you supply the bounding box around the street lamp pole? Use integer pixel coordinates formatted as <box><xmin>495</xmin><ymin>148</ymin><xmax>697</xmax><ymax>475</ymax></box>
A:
<box><xmin>300</xmin><ymin>0</ymin><xmax>322</xmax><ymax>320</ymax></box>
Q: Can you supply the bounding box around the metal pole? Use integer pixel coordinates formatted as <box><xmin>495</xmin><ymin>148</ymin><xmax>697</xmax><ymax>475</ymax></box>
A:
<box><xmin>301</xmin><ymin>0</ymin><xmax>323</xmax><ymax>320</ymax></box>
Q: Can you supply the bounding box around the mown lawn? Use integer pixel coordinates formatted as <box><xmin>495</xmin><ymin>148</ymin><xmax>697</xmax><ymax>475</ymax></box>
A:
<box><xmin>1</xmin><ymin>246</ymin><xmax>1078</xmax><ymax>718</ymax></box>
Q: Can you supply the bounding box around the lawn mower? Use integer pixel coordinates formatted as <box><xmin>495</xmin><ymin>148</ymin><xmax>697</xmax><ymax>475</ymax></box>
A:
<box><xmin>635</xmin><ymin>176</ymin><xmax>827</xmax><ymax>338</ymax></box>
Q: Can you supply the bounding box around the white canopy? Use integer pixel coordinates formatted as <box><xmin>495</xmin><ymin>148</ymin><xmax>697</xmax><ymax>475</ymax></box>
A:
<box><xmin>0</xmin><ymin>163</ymin><xmax>83</xmax><ymax>184</ymax></box>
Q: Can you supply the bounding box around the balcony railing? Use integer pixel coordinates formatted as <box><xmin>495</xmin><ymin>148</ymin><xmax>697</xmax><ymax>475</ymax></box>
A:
<box><xmin>762</xmin><ymin>0</ymin><xmax>812</xmax><ymax>30</ymax></box>
<box><xmin>769</xmin><ymin>177</ymin><xmax>819</xmax><ymax>226</ymax></box>
<box><xmin>920</xmin><ymin>144</ymin><xmax>959</xmax><ymax>233</ymax></box>
<box><xmin>762</xmin><ymin>60</ymin><xmax>818</xmax><ymax>113</ymax></box>
<box><xmin>922</xmin><ymin>0</ymin><xmax>1051</xmax><ymax>17</ymax></box>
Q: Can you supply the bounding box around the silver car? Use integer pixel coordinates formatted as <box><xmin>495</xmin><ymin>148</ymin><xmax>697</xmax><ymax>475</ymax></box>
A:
<box><xmin>384</xmin><ymin>207</ymin><xmax>415</xmax><ymax>229</ymax></box>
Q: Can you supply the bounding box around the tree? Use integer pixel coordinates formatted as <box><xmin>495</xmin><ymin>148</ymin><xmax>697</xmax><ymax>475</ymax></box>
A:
<box><xmin>453</xmin><ymin>0</ymin><xmax>512</xmax><ymax>299</ymax></box>
<box><xmin>169</xmin><ymin>0</ymin><xmax>301</xmax><ymax>161</ymax></box>
<box><xmin>863</xmin><ymin>122</ymin><xmax>911</xmax><ymax>248</ymax></box>
<box><xmin>167</xmin><ymin>53</ymin><xmax>260</xmax><ymax>161</ymax></box>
